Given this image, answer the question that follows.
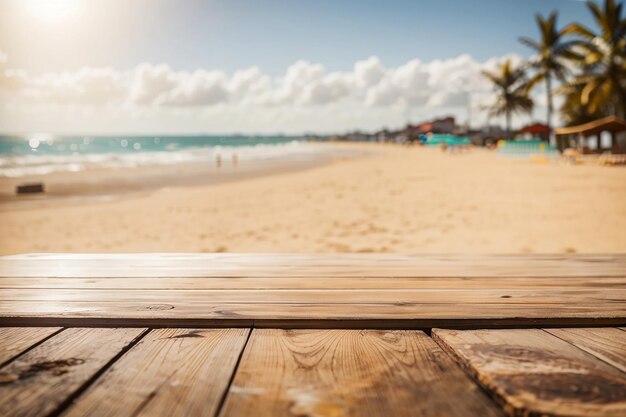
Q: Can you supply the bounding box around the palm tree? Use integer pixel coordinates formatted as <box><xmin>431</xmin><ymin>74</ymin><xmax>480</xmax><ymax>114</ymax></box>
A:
<box><xmin>482</xmin><ymin>60</ymin><xmax>534</xmax><ymax>138</ymax></box>
<box><xmin>564</xmin><ymin>0</ymin><xmax>626</xmax><ymax>117</ymax></box>
<box><xmin>520</xmin><ymin>11</ymin><xmax>579</xmax><ymax>138</ymax></box>
<box><xmin>559</xmin><ymin>79</ymin><xmax>605</xmax><ymax>125</ymax></box>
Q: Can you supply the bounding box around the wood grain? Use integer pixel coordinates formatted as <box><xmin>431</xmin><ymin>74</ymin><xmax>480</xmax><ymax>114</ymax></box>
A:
<box><xmin>1</xmin><ymin>254</ymin><xmax>624</xmax><ymax>277</ymax></box>
<box><xmin>0</xmin><ymin>327</ymin><xmax>145</xmax><ymax>417</ymax></box>
<box><xmin>0</xmin><ymin>254</ymin><xmax>623</xmax><ymax>327</ymax></box>
<box><xmin>0</xmin><ymin>327</ymin><xmax>61</xmax><ymax>365</ymax></box>
<box><xmin>545</xmin><ymin>328</ymin><xmax>626</xmax><ymax>373</ymax></box>
<box><xmin>1</xmin><ymin>288</ymin><xmax>623</xmax><ymax>305</ymax></box>
<box><xmin>3</xmin><ymin>276</ymin><xmax>623</xmax><ymax>290</ymax></box>
<box><xmin>219</xmin><ymin>329</ymin><xmax>504</xmax><ymax>417</ymax></box>
<box><xmin>63</xmin><ymin>328</ymin><xmax>249</xmax><ymax>417</ymax></box>
<box><xmin>0</xmin><ymin>300</ymin><xmax>623</xmax><ymax>328</ymax></box>
<box><xmin>432</xmin><ymin>328</ymin><xmax>626</xmax><ymax>417</ymax></box>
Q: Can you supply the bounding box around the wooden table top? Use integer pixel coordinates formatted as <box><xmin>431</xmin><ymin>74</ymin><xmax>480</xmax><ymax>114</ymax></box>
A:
<box><xmin>0</xmin><ymin>254</ymin><xmax>625</xmax><ymax>417</ymax></box>
<box><xmin>0</xmin><ymin>253</ymin><xmax>624</xmax><ymax>327</ymax></box>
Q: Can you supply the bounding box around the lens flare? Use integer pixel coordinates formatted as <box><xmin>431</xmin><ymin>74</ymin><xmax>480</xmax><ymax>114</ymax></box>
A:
<box><xmin>22</xmin><ymin>0</ymin><xmax>82</xmax><ymax>22</ymax></box>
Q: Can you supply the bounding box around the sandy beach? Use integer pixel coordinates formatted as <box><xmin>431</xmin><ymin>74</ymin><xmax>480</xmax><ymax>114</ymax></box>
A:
<box><xmin>1</xmin><ymin>143</ymin><xmax>625</xmax><ymax>255</ymax></box>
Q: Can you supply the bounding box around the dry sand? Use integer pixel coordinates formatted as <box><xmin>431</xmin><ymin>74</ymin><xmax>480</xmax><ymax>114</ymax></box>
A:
<box><xmin>1</xmin><ymin>143</ymin><xmax>625</xmax><ymax>254</ymax></box>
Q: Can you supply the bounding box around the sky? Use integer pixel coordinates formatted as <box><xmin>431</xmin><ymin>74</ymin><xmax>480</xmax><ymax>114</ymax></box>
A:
<box><xmin>0</xmin><ymin>0</ymin><xmax>597</xmax><ymax>134</ymax></box>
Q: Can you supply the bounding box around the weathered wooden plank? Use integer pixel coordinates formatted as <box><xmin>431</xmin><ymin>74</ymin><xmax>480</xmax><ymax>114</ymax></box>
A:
<box><xmin>0</xmin><ymin>327</ymin><xmax>61</xmax><ymax>365</ymax></box>
<box><xmin>0</xmin><ymin>254</ymin><xmax>623</xmax><ymax>327</ymax></box>
<box><xmin>0</xmin><ymin>288</ymin><xmax>623</xmax><ymax>326</ymax></box>
<box><xmin>432</xmin><ymin>328</ymin><xmax>626</xmax><ymax>417</ymax></box>
<box><xmin>9</xmin><ymin>253</ymin><xmax>621</xmax><ymax>260</ymax></box>
<box><xmin>219</xmin><ymin>329</ymin><xmax>504</xmax><ymax>417</ymax></box>
<box><xmin>0</xmin><ymin>300</ymin><xmax>623</xmax><ymax>328</ymax></box>
<box><xmin>6</xmin><ymin>254</ymin><xmax>623</xmax><ymax>264</ymax></box>
<box><xmin>545</xmin><ymin>328</ymin><xmax>626</xmax><ymax>373</ymax></box>
<box><xmin>1</xmin><ymin>254</ymin><xmax>624</xmax><ymax>277</ymax></box>
<box><xmin>0</xmin><ymin>328</ymin><xmax>145</xmax><ymax>417</ymax></box>
<box><xmin>63</xmin><ymin>328</ymin><xmax>249</xmax><ymax>417</ymax></box>
<box><xmin>2</xmin><ymin>276</ymin><xmax>623</xmax><ymax>290</ymax></box>
<box><xmin>1</xmin><ymin>288</ymin><xmax>623</xmax><ymax>305</ymax></box>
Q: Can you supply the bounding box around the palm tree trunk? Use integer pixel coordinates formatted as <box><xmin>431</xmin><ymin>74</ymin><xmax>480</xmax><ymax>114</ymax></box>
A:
<box><xmin>546</xmin><ymin>75</ymin><xmax>553</xmax><ymax>144</ymax></box>
<box><xmin>506</xmin><ymin>111</ymin><xmax>512</xmax><ymax>139</ymax></box>
<box><xmin>616</xmin><ymin>82</ymin><xmax>626</xmax><ymax>119</ymax></box>
<box><xmin>610</xmin><ymin>72</ymin><xmax>626</xmax><ymax>118</ymax></box>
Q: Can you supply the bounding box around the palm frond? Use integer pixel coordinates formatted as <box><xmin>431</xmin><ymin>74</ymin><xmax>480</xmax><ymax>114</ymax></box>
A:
<box><xmin>482</xmin><ymin>59</ymin><xmax>533</xmax><ymax>121</ymax></box>
<box><xmin>562</xmin><ymin>23</ymin><xmax>596</xmax><ymax>39</ymax></box>
<box><xmin>587</xmin><ymin>2</ymin><xmax>610</xmax><ymax>35</ymax></box>
<box><xmin>519</xmin><ymin>36</ymin><xmax>541</xmax><ymax>51</ymax></box>
<box><xmin>524</xmin><ymin>72</ymin><xmax>545</xmax><ymax>94</ymax></box>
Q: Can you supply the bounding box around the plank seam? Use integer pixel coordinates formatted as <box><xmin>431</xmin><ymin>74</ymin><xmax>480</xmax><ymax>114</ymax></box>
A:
<box><xmin>0</xmin><ymin>271</ymin><xmax>624</xmax><ymax>281</ymax></box>
<box><xmin>214</xmin><ymin>327</ymin><xmax>254</xmax><ymax>417</ymax></box>
<box><xmin>45</xmin><ymin>328</ymin><xmax>151</xmax><ymax>417</ymax></box>
<box><xmin>2</xmin><ymin>318</ymin><xmax>626</xmax><ymax>329</ymax></box>
<box><xmin>0</xmin><ymin>327</ymin><xmax>65</xmax><ymax>369</ymax></box>
<box><xmin>430</xmin><ymin>330</ymin><xmax>512</xmax><ymax>415</ymax></box>
<box><xmin>540</xmin><ymin>328</ymin><xmax>626</xmax><ymax>373</ymax></box>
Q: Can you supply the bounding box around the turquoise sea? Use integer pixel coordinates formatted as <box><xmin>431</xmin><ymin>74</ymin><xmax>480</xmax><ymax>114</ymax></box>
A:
<box><xmin>0</xmin><ymin>134</ymin><xmax>316</xmax><ymax>177</ymax></box>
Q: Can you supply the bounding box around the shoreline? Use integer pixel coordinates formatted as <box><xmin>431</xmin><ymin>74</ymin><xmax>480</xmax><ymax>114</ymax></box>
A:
<box><xmin>0</xmin><ymin>142</ymin><xmax>372</xmax><ymax>210</ymax></box>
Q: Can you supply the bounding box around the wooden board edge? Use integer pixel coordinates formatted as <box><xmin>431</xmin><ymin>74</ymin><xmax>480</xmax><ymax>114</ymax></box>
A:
<box><xmin>0</xmin><ymin>318</ymin><xmax>255</xmax><ymax>328</ymax></box>
<box><xmin>1</xmin><ymin>317</ymin><xmax>624</xmax><ymax>329</ymax></box>
<box><xmin>0</xmin><ymin>327</ymin><xmax>64</xmax><ymax>368</ymax></box>
<box><xmin>430</xmin><ymin>329</ymin><xmax>512</xmax><ymax>415</ymax></box>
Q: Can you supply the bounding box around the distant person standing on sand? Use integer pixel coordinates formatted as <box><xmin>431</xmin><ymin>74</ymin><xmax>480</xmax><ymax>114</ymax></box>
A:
<box><xmin>216</xmin><ymin>153</ymin><xmax>222</xmax><ymax>168</ymax></box>
<box><xmin>232</xmin><ymin>153</ymin><xmax>238</xmax><ymax>167</ymax></box>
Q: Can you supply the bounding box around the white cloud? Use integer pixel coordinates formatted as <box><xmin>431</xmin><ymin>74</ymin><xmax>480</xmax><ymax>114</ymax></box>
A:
<box><xmin>29</xmin><ymin>67</ymin><xmax>127</xmax><ymax>104</ymax></box>
<box><xmin>261</xmin><ymin>60</ymin><xmax>327</xmax><ymax>105</ymax></box>
<box><xmin>0</xmin><ymin>51</ymin><xmax>542</xmax><ymax>133</ymax></box>
<box><xmin>158</xmin><ymin>69</ymin><xmax>228</xmax><ymax>107</ymax></box>
<box><xmin>228</xmin><ymin>66</ymin><xmax>270</xmax><ymax>98</ymax></box>
<box><xmin>0</xmin><ymin>51</ymin><xmax>28</xmax><ymax>90</ymax></box>
<box><xmin>128</xmin><ymin>64</ymin><xmax>229</xmax><ymax>106</ymax></box>
<box><xmin>299</xmin><ymin>72</ymin><xmax>353</xmax><ymax>105</ymax></box>
<box><xmin>130</xmin><ymin>63</ymin><xmax>177</xmax><ymax>105</ymax></box>
<box><xmin>364</xmin><ymin>58</ymin><xmax>430</xmax><ymax>106</ymax></box>
<box><xmin>354</xmin><ymin>56</ymin><xmax>385</xmax><ymax>89</ymax></box>
<box><xmin>0</xmin><ymin>52</ymin><xmax>525</xmax><ymax>109</ymax></box>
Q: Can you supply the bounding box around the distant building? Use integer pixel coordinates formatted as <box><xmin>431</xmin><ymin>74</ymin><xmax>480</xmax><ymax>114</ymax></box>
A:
<box><xmin>471</xmin><ymin>125</ymin><xmax>507</xmax><ymax>147</ymax></box>
<box><xmin>345</xmin><ymin>131</ymin><xmax>376</xmax><ymax>142</ymax></box>
<box><xmin>555</xmin><ymin>116</ymin><xmax>626</xmax><ymax>154</ymax></box>
<box><xmin>403</xmin><ymin>124</ymin><xmax>421</xmax><ymax>142</ymax></box>
<box><xmin>338</xmin><ymin>115</ymin><xmax>457</xmax><ymax>145</ymax></box>
<box><xmin>517</xmin><ymin>123</ymin><xmax>550</xmax><ymax>142</ymax></box>
<box><xmin>417</xmin><ymin>116</ymin><xmax>456</xmax><ymax>134</ymax></box>
<box><xmin>375</xmin><ymin>129</ymin><xmax>393</xmax><ymax>142</ymax></box>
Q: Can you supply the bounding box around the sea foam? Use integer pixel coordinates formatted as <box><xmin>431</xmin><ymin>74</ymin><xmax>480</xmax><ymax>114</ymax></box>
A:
<box><xmin>0</xmin><ymin>135</ymin><xmax>326</xmax><ymax>177</ymax></box>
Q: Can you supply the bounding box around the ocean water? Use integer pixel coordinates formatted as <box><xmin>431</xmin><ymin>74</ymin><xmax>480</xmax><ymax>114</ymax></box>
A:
<box><xmin>0</xmin><ymin>134</ymin><xmax>322</xmax><ymax>177</ymax></box>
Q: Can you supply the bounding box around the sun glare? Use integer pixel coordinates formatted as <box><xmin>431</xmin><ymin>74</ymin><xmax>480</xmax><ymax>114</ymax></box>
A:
<box><xmin>23</xmin><ymin>0</ymin><xmax>82</xmax><ymax>22</ymax></box>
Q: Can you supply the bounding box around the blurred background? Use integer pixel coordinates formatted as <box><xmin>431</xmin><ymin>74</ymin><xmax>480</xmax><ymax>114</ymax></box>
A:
<box><xmin>0</xmin><ymin>0</ymin><xmax>624</xmax><ymax>254</ymax></box>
